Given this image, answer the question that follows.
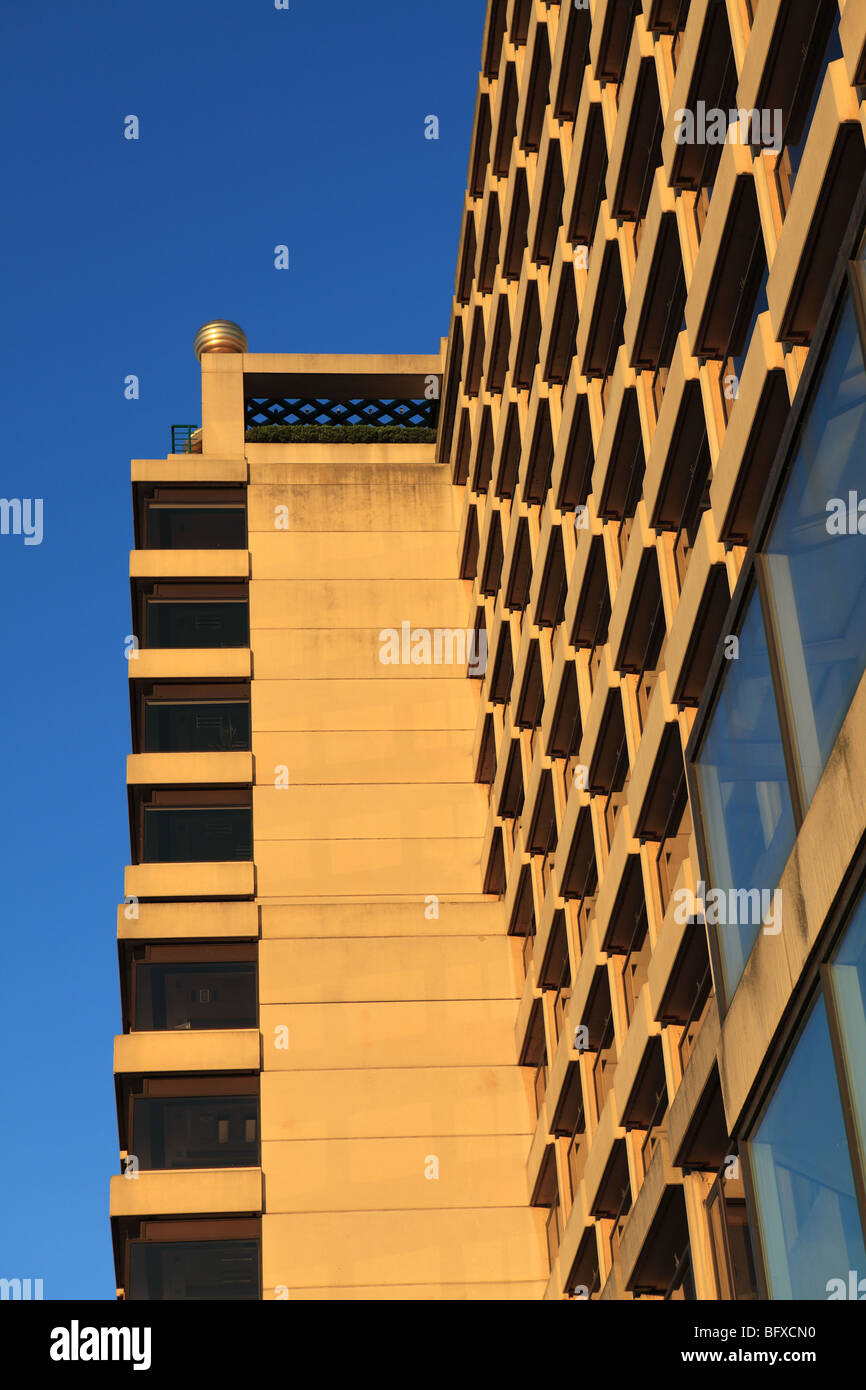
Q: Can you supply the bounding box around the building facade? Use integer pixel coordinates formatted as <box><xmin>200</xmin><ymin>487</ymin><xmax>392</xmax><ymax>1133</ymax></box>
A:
<box><xmin>112</xmin><ymin>0</ymin><xmax>866</xmax><ymax>1300</ymax></box>
<box><xmin>111</xmin><ymin>338</ymin><xmax>549</xmax><ymax>1299</ymax></box>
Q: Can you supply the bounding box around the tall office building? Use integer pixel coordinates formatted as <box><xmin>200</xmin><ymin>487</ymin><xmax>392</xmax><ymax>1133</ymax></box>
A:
<box><xmin>112</xmin><ymin>0</ymin><xmax>866</xmax><ymax>1301</ymax></box>
<box><xmin>111</xmin><ymin>335</ymin><xmax>548</xmax><ymax>1300</ymax></box>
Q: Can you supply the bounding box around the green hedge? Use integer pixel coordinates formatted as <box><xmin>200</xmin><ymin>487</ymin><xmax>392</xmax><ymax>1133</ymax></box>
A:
<box><xmin>245</xmin><ymin>424</ymin><xmax>437</xmax><ymax>444</ymax></box>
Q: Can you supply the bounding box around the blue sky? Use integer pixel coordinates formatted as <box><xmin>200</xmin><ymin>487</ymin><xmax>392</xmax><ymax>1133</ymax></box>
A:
<box><xmin>0</xmin><ymin>0</ymin><xmax>482</xmax><ymax>1299</ymax></box>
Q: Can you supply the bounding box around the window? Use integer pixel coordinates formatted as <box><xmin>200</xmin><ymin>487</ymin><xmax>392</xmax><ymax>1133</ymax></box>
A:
<box><xmin>145</xmin><ymin>506</ymin><xmax>246</xmax><ymax>550</ymax></box>
<box><xmin>695</xmin><ymin>588</ymin><xmax>795</xmax><ymax>1000</ymax></box>
<box><xmin>705</xmin><ymin>1164</ymin><xmax>759</xmax><ymax>1300</ymax></box>
<box><xmin>746</xmin><ymin>993</ymin><xmax>866</xmax><ymax>1299</ymax></box>
<box><xmin>142</xmin><ymin>806</ymin><xmax>252</xmax><ymax>862</ymax></box>
<box><xmin>133</xmin><ymin>960</ymin><xmax>257</xmax><ymax>1031</ymax></box>
<box><xmin>144</xmin><ymin>701</ymin><xmax>250</xmax><ymax>753</ymax></box>
<box><xmin>692</xmin><ymin>263</ymin><xmax>866</xmax><ymax>1007</ymax></box>
<box><xmin>761</xmin><ymin>294</ymin><xmax>866</xmax><ymax>806</ymax></box>
<box><xmin>128</xmin><ymin>1240</ymin><xmax>259</xmax><ymax>1301</ymax></box>
<box><xmin>130</xmin><ymin>1095</ymin><xmax>258</xmax><ymax>1170</ymax></box>
<box><xmin>826</xmin><ymin>895</ymin><xmax>866</xmax><ymax>1192</ymax></box>
<box><xmin>145</xmin><ymin>600</ymin><xmax>248</xmax><ymax>649</ymax></box>
<box><xmin>132</xmin><ymin>682</ymin><xmax>251</xmax><ymax>754</ymax></box>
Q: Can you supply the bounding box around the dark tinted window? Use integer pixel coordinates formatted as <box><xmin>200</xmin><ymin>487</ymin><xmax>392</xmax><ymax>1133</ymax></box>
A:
<box><xmin>128</xmin><ymin>1240</ymin><xmax>259</xmax><ymax>1300</ymax></box>
<box><xmin>142</xmin><ymin>807</ymin><xmax>252</xmax><ymax>862</ymax></box>
<box><xmin>144</xmin><ymin>702</ymin><xmax>250</xmax><ymax>752</ymax></box>
<box><xmin>131</xmin><ymin>1095</ymin><xmax>258</xmax><ymax>1169</ymax></box>
<box><xmin>145</xmin><ymin>601</ymin><xmax>248</xmax><ymax>648</ymax></box>
<box><xmin>134</xmin><ymin>962</ymin><xmax>257</xmax><ymax>1030</ymax></box>
<box><xmin>145</xmin><ymin>507</ymin><xmax>246</xmax><ymax>550</ymax></box>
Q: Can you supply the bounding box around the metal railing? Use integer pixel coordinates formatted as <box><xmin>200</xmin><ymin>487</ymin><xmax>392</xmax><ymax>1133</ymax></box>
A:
<box><xmin>170</xmin><ymin>424</ymin><xmax>200</xmax><ymax>454</ymax></box>
<box><xmin>245</xmin><ymin>396</ymin><xmax>440</xmax><ymax>430</ymax></box>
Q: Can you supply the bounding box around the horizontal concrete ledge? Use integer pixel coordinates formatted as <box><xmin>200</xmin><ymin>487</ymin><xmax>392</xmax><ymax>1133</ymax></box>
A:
<box><xmin>109</xmin><ymin>1167</ymin><xmax>262</xmax><ymax>1219</ymax></box>
<box><xmin>129</xmin><ymin>549</ymin><xmax>250</xmax><ymax>580</ymax></box>
<box><xmin>259</xmin><ymin>900</ymin><xmax>505</xmax><ymax>937</ymax></box>
<box><xmin>113</xmin><ymin>1029</ymin><xmax>260</xmax><ymax>1075</ymax></box>
<box><xmin>126</xmin><ymin>751</ymin><xmax>253</xmax><ymax>786</ymax></box>
<box><xmin>117</xmin><ymin>899</ymin><xmax>259</xmax><ymax>940</ymax></box>
<box><xmin>243</xmin><ymin>350</ymin><xmax>442</xmax><ymax>371</ymax></box>
<box><xmin>127</xmin><ymin>648</ymin><xmax>252</xmax><ymax>681</ymax></box>
<box><xmin>124</xmin><ymin>861</ymin><xmax>255</xmax><ymax>902</ymax></box>
<box><xmin>259</xmin><ymin>894</ymin><xmax>500</xmax><ymax>907</ymax></box>
<box><xmin>262</xmin><ymin>1280</ymin><xmax>548</xmax><ymax>1300</ymax></box>
<box><xmin>131</xmin><ymin>459</ymin><xmax>247</xmax><ymax>483</ymax></box>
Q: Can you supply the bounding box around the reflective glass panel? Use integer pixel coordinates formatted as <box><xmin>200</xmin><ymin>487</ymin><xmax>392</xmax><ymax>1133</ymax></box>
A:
<box><xmin>696</xmin><ymin>589</ymin><xmax>795</xmax><ymax>997</ymax></box>
<box><xmin>828</xmin><ymin>891</ymin><xmax>866</xmax><ymax>1193</ymax></box>
<box><xmin>763</xmin><ymin>294</ymin><xmax>866</xmax><ymax>803</ymax></box>
<box><xmin>748</xmin><ymin>994</ymin><xmax>866</xmax><ymax>1298</ymax></box>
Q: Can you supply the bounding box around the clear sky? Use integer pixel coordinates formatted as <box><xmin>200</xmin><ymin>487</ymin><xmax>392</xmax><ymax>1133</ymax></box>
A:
<box><xmin>0</xmin><ymin>0</ymin><xmax>483</xmax><ymax>1299</ymax></box>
